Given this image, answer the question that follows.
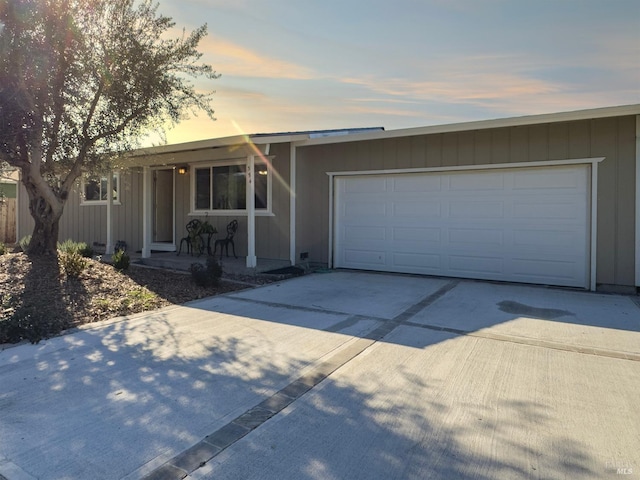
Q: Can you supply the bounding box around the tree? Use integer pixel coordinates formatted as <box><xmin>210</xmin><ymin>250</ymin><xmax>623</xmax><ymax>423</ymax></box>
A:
<box><xmin>0</xmin><ymin>0</ymin><xmax>218</xmax><ymax>254</ymax></box>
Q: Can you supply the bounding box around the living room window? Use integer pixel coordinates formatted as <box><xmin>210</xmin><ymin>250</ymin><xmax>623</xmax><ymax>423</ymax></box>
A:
<box><xmin>192</xmin><ymin>161</ymin><xmax>270</xmax><ymax>214</ymax></box>
<box><xmin>81</xmin><ymin>173</ymin><xmax>120</xmax><ymax>205</ymax></box>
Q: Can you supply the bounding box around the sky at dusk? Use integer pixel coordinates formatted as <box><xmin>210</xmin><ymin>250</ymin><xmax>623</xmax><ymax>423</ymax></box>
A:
<box><xmin>157</xmin><ymin>0</ymin><xmax>640</xmax><ymax>144</ymax></box>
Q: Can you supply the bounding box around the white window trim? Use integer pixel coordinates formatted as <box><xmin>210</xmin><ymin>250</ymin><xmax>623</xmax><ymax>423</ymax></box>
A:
<box><xmin>189</xmin><ymin>158</ymin><xmax>273</xmax><ymax>216</ymax></box>
<box><xmin>81</xmin><ymin>172</ymin><xmax>122</xmax><ymax>206</ymax></box>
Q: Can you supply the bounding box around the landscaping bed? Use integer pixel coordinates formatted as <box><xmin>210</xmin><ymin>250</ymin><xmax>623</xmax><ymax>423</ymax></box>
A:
<box><xmin>0</xmin><ymin>252</ymin><xmax>256</xmax><ymax>345</ymax></box>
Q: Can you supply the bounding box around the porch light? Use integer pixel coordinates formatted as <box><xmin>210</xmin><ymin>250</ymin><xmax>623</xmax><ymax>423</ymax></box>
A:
<box><xmin>258</xmin><ymin>169</ymin><xmax>268</xmax><ymax>176</ymax></box>
<box><xmin>177</xmin><ymin>166</ymin><xmax>188</xmax><ymax>175</ymax></box>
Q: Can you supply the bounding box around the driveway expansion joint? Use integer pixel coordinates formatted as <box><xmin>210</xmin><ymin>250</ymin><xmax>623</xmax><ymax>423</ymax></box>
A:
<box><xmin>142</xmin><ymin>280</ymin><xmax>460</xmax><ymax>480</ymax></box>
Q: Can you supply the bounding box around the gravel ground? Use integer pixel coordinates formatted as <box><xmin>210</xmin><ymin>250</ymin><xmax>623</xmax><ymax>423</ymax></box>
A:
<box><xmin>0</xmin><ymin>252</ymin><xmax>288</xmax><ymax>344</ymax></box>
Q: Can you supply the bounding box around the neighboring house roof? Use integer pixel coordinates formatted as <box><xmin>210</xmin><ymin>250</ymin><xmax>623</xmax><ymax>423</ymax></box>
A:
<box><xmin>0</xmin><ymin>169</ymin><xmax>19</xmax><ymax>183</ymax></box>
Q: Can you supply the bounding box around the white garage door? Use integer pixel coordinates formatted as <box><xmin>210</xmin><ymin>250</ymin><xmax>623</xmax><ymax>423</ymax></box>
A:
<box><xmin>334</xmin><ymin>165</ymin><xmax>591</xmax><ymax>288</ymax></box>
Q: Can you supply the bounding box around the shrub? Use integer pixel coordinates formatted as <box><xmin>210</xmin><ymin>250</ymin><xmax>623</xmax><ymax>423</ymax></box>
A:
<box><xmin>190</xmin><ymin>258</ymin><xmax>222</xmax><ymax>287</ymax></box>
<box><xmin>79</xmin><ymin>244</ymin><xmax>94</xmax><ymax>258</ymax></box>
<box><xmin>112</xmin><ymin>249</ymin><xmax>130</xmax><ymax>271</ymax></box>
<box><xmin>60</xmin><ymin>251</ymin><xmax>88</xmax><ymax>278</ymax></box>
<box><xmin>57</xmin><ymin>239</ymin><xmax>94</xmax><ymax>258</ymax></box>
<box><xmin>18</xmin><ymin>235</ymin><xmax>31</xmax><ymax>252</ymax></box>
<box><xmin>0</xmin><ymin>242</ymin><xmax>5</xmax><ymax>255</ymax></box>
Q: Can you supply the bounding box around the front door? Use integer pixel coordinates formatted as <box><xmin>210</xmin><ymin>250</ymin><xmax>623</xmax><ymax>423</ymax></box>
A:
<box><xmin>152</xmin><ymin>168</ymin><xmax>175</xmax><ymax>248</ymax></box>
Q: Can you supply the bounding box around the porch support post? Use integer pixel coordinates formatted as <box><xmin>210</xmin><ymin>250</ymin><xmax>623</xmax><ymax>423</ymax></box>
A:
<box><xmin>289</xmin><ymin>142</ymin><xmax>297</xmax><ymax>266</ymax></box>
<box><xmin>142</xmin><ymin>166</ymin><xmax>152</xmax><ymax>258</ymax></box>
<box><xmin>246</xmin><ymin>154</ymin><xmax>257</xmax><ymax>268</ymax></box>
<box><xmin>105</xmin><ymin>171</ymin><xmax>114</xmax><ymax>255</ymax></box>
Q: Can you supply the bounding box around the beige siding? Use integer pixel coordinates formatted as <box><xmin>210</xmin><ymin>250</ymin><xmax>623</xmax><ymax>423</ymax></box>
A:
<box><xmin>17</xmin><ymin>145</ymin><xmax>292</xmax><ymax>261</ymax></box>
<box><xmin>18</xmin><ymin>170</ymin><xmax>144</xmax><ymax>251</ymax></box>
<box><xmin>296</xmin><ymin>116</ymin><xmax>638</xmax><ymax>287</ymax></box>
<box><xmin>173</xmin><ymin>143</ymin><xmax>291</xmax><ymax>260</ymax></box>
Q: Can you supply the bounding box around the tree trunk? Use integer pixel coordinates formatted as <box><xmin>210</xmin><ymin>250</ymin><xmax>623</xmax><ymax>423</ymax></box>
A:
<box><xmin>22</xmin><ymin>175</ymin><xmax>65</xmax><ymax>256</ymax></box>
<box><xmin>28</xmin><ymin>211</ymin><xmax>61</xmax><ymax>255</ymax></box>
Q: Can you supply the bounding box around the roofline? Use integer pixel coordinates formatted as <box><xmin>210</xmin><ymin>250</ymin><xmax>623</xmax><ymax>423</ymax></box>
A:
<box><xmin>297</xmin><ymin>104</ymin><xmax>640</xmax><ymax>147</ymax></box>
<box><xmin>129</xmin><ymin>104</ymin><xmax>640</xmax><ymax>156</ymax></box>
<box><xmin>131</xmin><ymin>132</ymin><xmax>311</xmax><ymax>157</ymax></box>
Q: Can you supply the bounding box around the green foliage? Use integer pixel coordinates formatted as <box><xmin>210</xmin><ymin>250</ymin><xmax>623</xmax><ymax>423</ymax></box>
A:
<box><xmin>0</xmin><ymin>242</ymin><xmax>5</xmax><ymax>255</ymax></box>
<box><xmin>123</xmin><ymin>289</ymin><xmax>157</xmax><ymax>309</ymax></box>
<box><xmin>60</xmin><ymin>252</ymin><xmax>88</xmax><ymax>278</ymax></box>
<box><xmin>190</xmin><ymin>258</ymin><xmax>222</xmax><ymax>287</ymax></box>
<box><xmin>0</xmin><ymin>0</ymin><xmax>218</xmax><ymax>255</ymax></box>
<box><xmin>57</xmin><ymin>239</ymin><xmax>93</xmax><ymax>257</ymax></box>
<box><xmin>18</xmin><ymin>235</ymin><xmax>31</xmax><ymax>252</ymax></box>
<box><xmin>112</xmin><ymin>249</ymin><xmax>130</xmax><ymax>271</ymax></box>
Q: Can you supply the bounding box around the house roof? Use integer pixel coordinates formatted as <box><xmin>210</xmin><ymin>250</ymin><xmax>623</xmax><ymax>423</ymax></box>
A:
<box><xmin>131</xmin><ymin>104</ymin><xmax>640</xmax><ymax>158</ymax></box>
<box><xmin>132</xmin><ymin>127</ymin><xmax>384</xmax><ymax>157</ymax></box>
<box><xmin>297</xmin><ymin>104</ymin><xmax>640</xmax><ymax>147</ymax></box>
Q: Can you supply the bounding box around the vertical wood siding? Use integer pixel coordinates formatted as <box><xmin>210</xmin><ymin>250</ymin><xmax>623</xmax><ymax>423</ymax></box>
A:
<box><xmin>0</xmin><ymin>198</ymin><xmax>16</xmax><ymax>243</ymax></box>
<box><xmin>296</xmin><ymin>116</ymin><xmax>637</xmax><ymax>287</ymax></box>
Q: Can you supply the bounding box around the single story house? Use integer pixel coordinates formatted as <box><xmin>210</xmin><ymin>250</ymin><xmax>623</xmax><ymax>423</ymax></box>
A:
<box><xmin>16</xmin><ymin>104</ymin><xmax>640</xmax><ymax>292</ymax></box>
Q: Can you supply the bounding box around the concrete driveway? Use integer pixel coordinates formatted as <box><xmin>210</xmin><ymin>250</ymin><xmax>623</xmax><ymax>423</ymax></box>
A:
<box><xmin>0</xmin><ymin>272</ymin><xmax>638</xmax><ymax>479</ymax></box>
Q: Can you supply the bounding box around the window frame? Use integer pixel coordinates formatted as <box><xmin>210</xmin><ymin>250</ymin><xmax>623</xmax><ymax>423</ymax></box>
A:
<box><xmin>189</xmin><ymin>159</ymin><xmax>273</xmax><ymax>216</ymax></box>
<box><xmin>80</xmin><ymin>172</ymin><xmax>121</xmax><ymax>206</ymax></box>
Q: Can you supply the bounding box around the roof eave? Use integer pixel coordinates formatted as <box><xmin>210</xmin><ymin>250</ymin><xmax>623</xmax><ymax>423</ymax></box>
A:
<box><xmin>297</xmin><ymin>104</ymin><xmax>640</xmax><ymax>147</ymax></box>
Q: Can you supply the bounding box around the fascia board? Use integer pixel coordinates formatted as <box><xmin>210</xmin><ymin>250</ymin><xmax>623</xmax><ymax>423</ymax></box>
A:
<box><xmin>298</xmin><ymin>104</ymin><xmax>640</xmax><ymax>147</ymax></box>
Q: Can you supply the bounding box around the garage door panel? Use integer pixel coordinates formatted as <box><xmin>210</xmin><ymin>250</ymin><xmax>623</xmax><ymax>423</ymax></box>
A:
<box><xmin>392</xmin><ymin>227</ymin><xmax>441</xmax><ymax>243</ymax></box>
<box><xmin>449</xmin><ymin>255</ymin><xmax>504</xmax><ymax>274</ymax></box>
<box><xmin>449</xmin><ymin>201</ymin><xmax>505</xmax><ymax>219</ymax></box>
<box><xmin>449</xmin><ymin>228</ymin><xmax>504</xmax><ymax>247</ymax></box>
<box><xmin>392</xmin><ymin>201</ymin><xmax>441</xmax><ymax>218</ymax></box>
<box><xmin>392</xmin><ymin>175</ymin><xmax>442</xmax><ymax>192</ymax></box>
<box><xmin>344</xmin><ymin>225</ymin><xmax>386</xmax><ymax>241</ymax></box>
<box><xmin>450</xmin><ymin>172</ymin><xmax>505</xmax><ymax>191</ymax></box>
<box><xmin>392</xmin><ymin>252</ymin><xmax>441</xmax><ymax>270</ymax></box>
<box><xmin>344</xmin><ymin>176</ymin><xmax>387</xmax><ymax>193</ymax></box>
<box><xmin>513</xmin><ymin>201</ymin><xmax>584</xmax><ymax>220</ymax></box>
<box><xmin>342</xmin><ymin>249</ymin><xmax>386</xmax><ymax>268</ymax></box>
<box><xmin>512</xmin><ymin>229</ymin><xmax>583</xmax><ymax>249</ymax></box>
<box><xmin>334</xmin><ymin>166</ymin><xmax>590</xmax><ymax>288</ymax></box>
<box><xmin>513</xmin><ymin>168</ymin><xmax>585</xmax><ymax>190</ymax></box>
<box><xmin>510</xmin><ymin>258</ymin><xmax>582</xmax><ymax>282</ymax></box>
<box><xmin>344</xmin><ymin>201</ymin><xmax>386</xmax><ymax>217</ymax></box>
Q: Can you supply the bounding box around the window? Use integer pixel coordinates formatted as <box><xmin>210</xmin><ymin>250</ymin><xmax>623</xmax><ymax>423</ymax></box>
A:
<box><xmin>192</xmin><ymin>161</ymin><xmax>270</xmax><ymax>214</ymax></box>
<box><xmin>82</xmin><ymin>173</ymin><xmax>120</xmax><ymax>204</ymax></box>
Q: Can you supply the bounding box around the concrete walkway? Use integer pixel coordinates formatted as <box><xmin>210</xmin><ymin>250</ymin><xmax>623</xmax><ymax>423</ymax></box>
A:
<box><xmin>0</xmin><ymin>272</ymin><xmax>638</xmax><ymax>479</ymax></box>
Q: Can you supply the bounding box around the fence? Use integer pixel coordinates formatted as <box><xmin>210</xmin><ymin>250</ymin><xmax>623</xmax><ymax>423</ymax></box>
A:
<box><xmin>0</xmin><ymin>198</ymin><xmax>16</xmax><ymax>244</ymax></box>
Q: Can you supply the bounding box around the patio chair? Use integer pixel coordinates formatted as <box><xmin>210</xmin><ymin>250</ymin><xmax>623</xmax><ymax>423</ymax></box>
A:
<box><xmin>177</xmin><ymin>219</ymin><xmax>203</xmax><ymax>256</ymax></box>
<box><xmin>212</xmin><ymin>219</ymin><xmax>238</xmax><ymax>259</ymax></box>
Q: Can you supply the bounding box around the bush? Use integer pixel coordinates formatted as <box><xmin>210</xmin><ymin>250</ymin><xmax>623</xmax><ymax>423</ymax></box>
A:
<box><xmin>112</xmin><ymin>249</ymin><xmax>130</xmax><ymax>271</ymax></box>
<box><xmin>190</xmin><ymin>258</ymin><xmax>222</xmax><ymax>287</ymax></box>
<box><xmin>0</xmin><ymin>242</ymin><xmax>5</xmax><ymax>255</ymax></box>
<box><xmin>57</xmin><ymin>239</ymin><xmax>93</xmax><ymax>257</ymax></box>
<box><xmin>18</xmin><ymin>235</ymin><xmax>31</xmax><ymax>252</ymax></box>
<box><xmin>60</xmin><ymin>251</ymin><xmax>88</xmax><ymax>278</ymax></box>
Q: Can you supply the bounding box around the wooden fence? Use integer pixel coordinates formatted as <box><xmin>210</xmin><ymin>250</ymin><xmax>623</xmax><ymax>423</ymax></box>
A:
<box><xmin>0</xmin><ymin>198</ymin><xmax>16</xmax><ymax>244</ymax></box>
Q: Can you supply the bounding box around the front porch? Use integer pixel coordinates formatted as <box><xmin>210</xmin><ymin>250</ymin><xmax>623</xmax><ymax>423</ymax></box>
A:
<box><xmin>136</xmin><ymin>251</ymin><xmax>293</xmax><ymax>276</ymax></box>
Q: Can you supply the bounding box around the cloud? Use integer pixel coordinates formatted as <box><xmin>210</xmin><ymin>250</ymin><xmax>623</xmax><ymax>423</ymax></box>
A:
<box><xmin>337</xmin><ymin>49</ymin><xmax>639</xmax><ymax>117</ymax></box>
<box><xmin>199</xmin><ymin>35</ymin><xmax>315</xmax><ymax>80</ymax></box>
